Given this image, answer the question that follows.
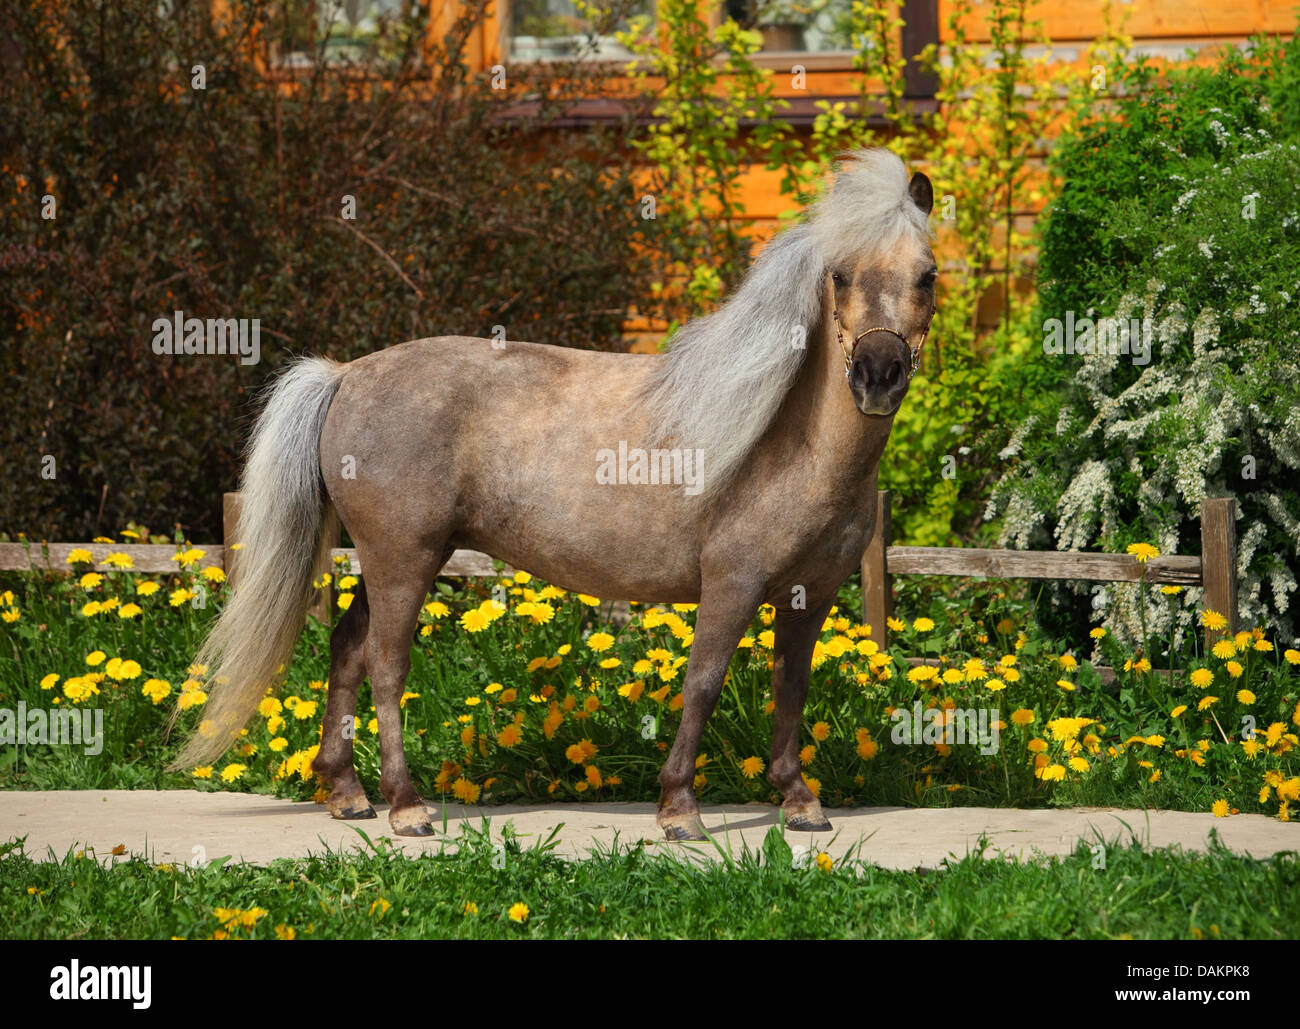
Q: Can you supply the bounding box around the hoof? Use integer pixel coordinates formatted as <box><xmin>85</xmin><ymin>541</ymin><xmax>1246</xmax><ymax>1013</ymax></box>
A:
<box><xmin>334</xmin><ymin>805</ymin><xmax>377</xmax><ymax>821</ymax></box>
<box><xmin>389</xmin><ymin>807</ymin><xmax>435</xmax><ymax>837</ymax></box>
<box><xmin>390</xmin><ymin>819</ymin><xmax>435</xmax><ymax>837</ymax></box>
<box><xmin>661</xmin><ymin>818</ymin><xmax>706</xmax><ymax>842</ymax></box>
<box><xmin>786</xmin><ymin>814</ymin><xmax>833</xmax><ymax>833</ymax></box>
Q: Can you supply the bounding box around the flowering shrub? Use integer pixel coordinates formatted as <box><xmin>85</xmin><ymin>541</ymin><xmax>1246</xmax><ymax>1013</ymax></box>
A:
<box><xmin>988</xmin><ymin>38</ymin><xmax>1300</xmax><ymax>649</ymax></box>
<box><xmin>2</xmin><ymin>547</ymin><xmax>1298</xmax><ymax>821</ymax></box>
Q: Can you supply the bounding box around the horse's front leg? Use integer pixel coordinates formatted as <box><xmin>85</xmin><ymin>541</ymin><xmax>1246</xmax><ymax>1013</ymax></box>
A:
<box><xmin>767</xmin><ymin>602</ymin><xmax>835</xmax><ymax>832</ymax></box>
<box><xmin>656</xmin><ymin>578</ymin><xmax>764</xmax><ymax>841</ymax></box>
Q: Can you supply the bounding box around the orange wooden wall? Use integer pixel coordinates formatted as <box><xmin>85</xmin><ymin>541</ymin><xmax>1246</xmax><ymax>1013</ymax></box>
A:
<box><xmin>441</xmin><ymin>1</ymin><xmax>1294</xmax><ymax>344</ymax></box>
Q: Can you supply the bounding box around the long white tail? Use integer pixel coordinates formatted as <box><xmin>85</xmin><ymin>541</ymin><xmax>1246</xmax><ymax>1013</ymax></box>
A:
<box><xmin>169</xmin><ymin>356</ymin><xmax>344</xmax><ymax>770</ymax></box>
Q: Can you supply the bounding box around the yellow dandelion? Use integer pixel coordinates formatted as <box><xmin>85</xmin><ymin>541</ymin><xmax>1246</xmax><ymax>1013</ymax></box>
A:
<box><xmin>1126</xmin><ymin>542</ymin><xmax>1159</xmax><ymax>563</ymax></box>
<box><xmin>1200</xmin><ymin>610</ymin><xmax>1228</xmax><ymax>631</ymax></box>
<box><xmin>460</xmin><ymin>608</ymin><xmax>490</xmax><ymax>632</ymax></box>
<box><xmin>452</xmin><ymin>777</ymin><xmax>481</xmax><ymax>804</ymax></box>
<box><xmin>586</xmin><ymin>632</ymin><xmax>615</xmax><ymax>652</ymax></box>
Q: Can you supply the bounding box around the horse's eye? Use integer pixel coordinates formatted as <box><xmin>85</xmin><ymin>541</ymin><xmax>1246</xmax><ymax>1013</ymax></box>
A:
<box><xmin>917</xmin><ymin>268</ymin><xmax>938</xmax><ymax>290</ymax></box>
<box><xmin>831</xmin><ymin>271</ymin><xmax>847</xmax><ymax>288</ymax></box>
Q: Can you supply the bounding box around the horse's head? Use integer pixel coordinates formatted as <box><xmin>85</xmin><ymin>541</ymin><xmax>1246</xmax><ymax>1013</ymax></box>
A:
<box><xmin>813</xmin><ymin>154</ymin><xmax>936</xmax><ymax>417</ymax></box>
<box><xmin>642</xmin><ymin>148</ymin><xmax>937</xmax><ymax>501</ymax></box>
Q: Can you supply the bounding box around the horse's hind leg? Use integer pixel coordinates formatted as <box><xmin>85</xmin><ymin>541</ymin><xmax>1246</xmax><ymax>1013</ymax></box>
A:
<box><xmin>314</xmin><ymin>581</ymin><xmax>375</xmax><ymax>820</ymax></box>
<box><xmin>767</xmin><ymin>603</ymin><xmax>834</xmax><ymax>832</ymax></box>
<box><xmin>362</xmin><ymin>545</ymin><xmax>449</xmax><ymax>837</ymax></box>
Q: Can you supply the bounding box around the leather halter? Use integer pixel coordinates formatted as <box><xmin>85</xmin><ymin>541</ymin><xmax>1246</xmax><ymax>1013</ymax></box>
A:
<box><xmin>830</xmin><ymin>272</ymin><xmax>930</xmax><ymax>381</ymax></box>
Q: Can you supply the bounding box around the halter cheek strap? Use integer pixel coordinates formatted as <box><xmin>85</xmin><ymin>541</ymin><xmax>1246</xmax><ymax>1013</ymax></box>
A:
<box><xmin>830</xmin><ymin>272</ymin><xmax>931</xmax><ymax>381</ymax></box>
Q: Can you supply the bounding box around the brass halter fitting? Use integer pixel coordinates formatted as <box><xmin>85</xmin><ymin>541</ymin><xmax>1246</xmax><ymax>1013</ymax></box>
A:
<box><xmin>830</xmin><ymin>272</ymin><xmax>930</xmax><ymax>381</ymax></box>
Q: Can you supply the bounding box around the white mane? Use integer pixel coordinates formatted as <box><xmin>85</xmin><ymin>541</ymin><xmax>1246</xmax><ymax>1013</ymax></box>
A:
<box><xmin>642</xmin><ymin>148</ymin><xmax>929</xmax><ymax>499</ymax></box>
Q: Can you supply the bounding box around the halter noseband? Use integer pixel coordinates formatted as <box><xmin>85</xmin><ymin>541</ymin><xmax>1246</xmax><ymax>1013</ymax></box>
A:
<box><xmin>830</xmin><ymin>272</ymin><xmax>930</xmax><ymax>381</ymax></box>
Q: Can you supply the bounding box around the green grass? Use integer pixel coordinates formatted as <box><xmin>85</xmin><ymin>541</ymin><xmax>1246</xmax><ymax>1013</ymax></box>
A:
<box><xmin>3</xmin><ymin>823</ymin><xmax>1297</xmax><ymax>940</ymax></box>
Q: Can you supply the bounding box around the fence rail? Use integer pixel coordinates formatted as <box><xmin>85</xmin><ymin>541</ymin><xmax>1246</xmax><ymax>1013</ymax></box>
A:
<box><xmin>2</xmin><ymin>490</ymin><xmax>1239</xmax><ymax>651</ymax></box>
<box><xmin>860</xmin><ymin>492</ymin><xmax>1238</xmax><ymax>652</ymax></box>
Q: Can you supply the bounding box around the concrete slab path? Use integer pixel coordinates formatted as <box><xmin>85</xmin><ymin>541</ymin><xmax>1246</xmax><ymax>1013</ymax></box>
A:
<box><xmin>3</xmin><ymin>790</ymin><xmax>1298</xmax><ymax>870</ymax></box>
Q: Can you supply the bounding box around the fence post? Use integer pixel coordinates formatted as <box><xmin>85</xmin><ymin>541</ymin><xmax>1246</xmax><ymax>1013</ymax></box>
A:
<box><xmin>862</xmin><ymin>490</ymin><xmax>893</xmax><ymax>648</ymax></box>
<box><xmin>222</xmin><ymin>492</ymin><xmax>242</xmax><ymax>589</ymax></box>
<box><xmin>1200</xmin><ymin>497</ymin><xmax>1238</xmax><ymax>651</ymax></box>
<box><xmin>224</xmin><ymin>489</ymin><xmax>334</xmax><ymax>625</ymax></box>
<box><xmin>308</xmin><ymin>522</ymin><xmax>337</xmax><ymax>627</ymax></box>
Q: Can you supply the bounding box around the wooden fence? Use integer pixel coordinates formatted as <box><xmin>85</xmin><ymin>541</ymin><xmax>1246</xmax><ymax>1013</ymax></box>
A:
<box><xmin>860</xmin><ymin>492</ymin><xmax>1238</xmax><ymax>653</ymax></box>
<box><xmin>1</xmin><ymin>490</ymin><xmax>1239</xmax><ymax>652</ymax></box>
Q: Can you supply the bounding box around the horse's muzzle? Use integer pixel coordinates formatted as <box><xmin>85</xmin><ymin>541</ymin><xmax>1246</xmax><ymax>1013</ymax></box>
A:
<box><xmin>848</xmin><ymin>333</ymin><xmax>911</xmax><ymax>416</ymax></box>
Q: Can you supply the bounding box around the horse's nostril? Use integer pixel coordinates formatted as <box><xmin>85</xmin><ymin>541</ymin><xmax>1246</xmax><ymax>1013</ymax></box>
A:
<box><xmin>857</xmin><ymin>356</ymin><xmax>903</xmax><ymax>390</ymax></box>
<box><xmin>850</xmin><ymin>359</ymin><xmax>868</xmax><ymax>392</ymax></box>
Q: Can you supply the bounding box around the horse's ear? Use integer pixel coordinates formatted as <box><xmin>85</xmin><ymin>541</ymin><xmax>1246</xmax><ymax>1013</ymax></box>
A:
<box><xmin>908</xmin><ymin>172</ymin><xmax>933</xmax><ymax>215</ymax></box>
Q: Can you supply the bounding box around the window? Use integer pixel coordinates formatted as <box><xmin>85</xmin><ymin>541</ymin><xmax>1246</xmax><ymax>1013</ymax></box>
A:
<box><xmin>270</xmin><ymin>0</ymin><xmax>422</xmax><ymax>63</ymax></box>
<box><xmin>507</xmin><ymin>0</ymin><xmax>655</xmax><ymax>61</ymax></box>
<box><xmin>721</xmin><ymin>0</ymin><xmax>855</xmax><ymax>54</ymax></box>
<box><xmin>502</xmin><ymin>0</ymin><xmax>860</xmax><ymax>64</ymax></box>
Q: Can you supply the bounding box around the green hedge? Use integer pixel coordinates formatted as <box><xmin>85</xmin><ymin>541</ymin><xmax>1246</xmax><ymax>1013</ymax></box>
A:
<box><xmin>0</xmin><ymin>0</ymin><xmax>660</xmax><ymax>541</ymax></box>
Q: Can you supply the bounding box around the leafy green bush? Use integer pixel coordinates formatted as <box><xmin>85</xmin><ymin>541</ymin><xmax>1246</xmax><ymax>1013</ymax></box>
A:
<box><xmin>1037</xmin><ymin>38</ymin><xmax>1300</xmax><ymax>322</ymax></box>
<box><xmin>988</xmin><ymin>36</ymin><xmax>1300</xmax><ymax>649</ymax></box>
<box><xmin>785</xmin><ymin>0</ymin><xmax>1118</xmax><ymax>546</ymax></box>
<box><xmin>879</xmin><ymin>310</ymin><xmax>1064</xmax><ymax>547</ymax></box>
